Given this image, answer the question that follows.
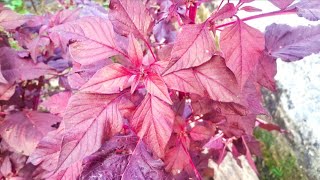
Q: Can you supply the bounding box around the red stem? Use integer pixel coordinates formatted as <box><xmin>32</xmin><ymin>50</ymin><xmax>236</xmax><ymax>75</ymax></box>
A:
<box><xmin>189</xmin><ymin>2</ymin><xmax>198</xmax><ymax>24</ymax></box>
<box><xmin>181</xmin><ymin>142</ymin><xmax>202</xmax><ymax>180</ymax></box>
<box><xmin>143</xmin><ymin>39</ymin><xmax>157</xmax><ymax>61</ymax></box>
<box><xmin>216</xmin><ymin>8</ymin><xmax>297</xmax><ymax>29</ymax></box>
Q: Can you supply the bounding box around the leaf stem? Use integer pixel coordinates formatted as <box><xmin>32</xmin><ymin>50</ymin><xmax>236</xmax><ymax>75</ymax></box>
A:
<box><xmin>181</xmin><ymin>142</ymin><xmax>202</xmax><ymax>180</ymax></box>
<box><xmin>143</xmin><ymin>39</ymin><xmax>157</xmax><ymax>61</ymax></box>
<box><xmin>216</xmin><ymin>8</ymin><xmax>297</xmax><ymax>29</ymax></box>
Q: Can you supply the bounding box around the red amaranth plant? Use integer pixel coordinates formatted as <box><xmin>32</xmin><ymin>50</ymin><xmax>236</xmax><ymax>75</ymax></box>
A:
<box><xmin>0</xmin><ymin>0</ymin><xmax>320</xmax><ymax>179</ymax></box>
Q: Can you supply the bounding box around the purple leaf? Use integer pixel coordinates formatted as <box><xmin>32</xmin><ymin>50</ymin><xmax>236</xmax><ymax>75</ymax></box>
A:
<box><xmin>41</xmin><ymin>91</ymin><xmax>72</xmax><ymax>117</ymax></box>
<box><xmin>0</xmin><ymin>8</ymin><xmax>30</xmax><ymax>30</ymax></box>
<box><xmin>0</xmin><ymin>111</ymin><xmax>61</xmax><ymax>155</ymax></box>
<box><xmin>0</xmin><ymin>47</ymin><xmax>56</xmax><ymax>83</ymax></box>
<box><xmin>294</xmin><ymin>0</ymin><xmax>320</xmax><ymax>21</ymax></box>
<box><xmin>265</xmin><ymin>23</ymin><xmax>320</xmax><ymax>61</ymax></box>
<box><xmin>0</xmin><ymin>83</ymin><xmax>15</xmax><ymax>101</ymax></box>
<box><xmin>80</xmin><ymin>134</ymin><xmax>166</xmax><ymax>179</ymax></box>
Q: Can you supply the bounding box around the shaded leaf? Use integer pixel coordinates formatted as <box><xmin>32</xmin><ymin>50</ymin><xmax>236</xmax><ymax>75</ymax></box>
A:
<box><xmin>0</xmin><ymin>83</ymin><xmax>15</xmax><ymax>101</ymax></box>
<box><xmin>189</xmin><ymin>125</ymin><xmax>213</xmax><ymax>141</ymax></box>
<box><xmin>256</xmin><ymin>52</ymin><xmax>277</xmax><ymax>91</ymax></box>
<box><xmin>0</xmin><ymin>111</ymin><xmax>61</xmax><ymax>155</ymax></box>
<box><xmin>55</xmin><ymin>93</ymin><xmax>129</xmax><ymax>172</ymax></box>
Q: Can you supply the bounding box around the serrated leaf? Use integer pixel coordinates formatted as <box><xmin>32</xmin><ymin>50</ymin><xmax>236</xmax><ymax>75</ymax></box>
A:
<box><xmin>50</xmin><ymin>16</ymin><xmax>124</xmax><ymax>65</ymax></box>
<box><xmin>220</xmin><ymin>20</ymin><xmax>264</xmax><ymax>88</ymax></box>
<box><xmin>265</xmin><ymin>24</ymin><xmax>320</xmax><ymax>61</ymax></box>
<box><xmin>164</xmin><ymin>23</ymin><xmax>215</xmax><ymax>75</ymax></box>
<box><xmin>267</xmin><ymin>0</ymin><xmax>294</xmax><ymax>9</ymax></box>
<box><xmin>109</xmin><ymin>0</ymin><xmax>153</xmax><ymax>39</ymax></box>
<box><xmin>130</xmin><ymin>94</ymin><xmax>174</xmax><ymax>158</ymax></box>
<box><xmin>55</xmin><ymin>93</ymin><xmax>127</xmax><ymax>172</ymax></box>
<box><xmin>0</xmin><ymin>111</ymin><xmax>61</xmax><ymax>156</ymax></box>
<box><xmin>294</xmin><ymin>0</ymin><xmax>320</xmax><ymax>21</ymax></box>
<box><xmin>81</xmin><ymin>63</ymin><xmax>133</xmax><ymax>94</ymax></box>
<box><xmin>144</xmin><ymin>72</ymin><xmax>172</xmax><ymax>104</ymax></box>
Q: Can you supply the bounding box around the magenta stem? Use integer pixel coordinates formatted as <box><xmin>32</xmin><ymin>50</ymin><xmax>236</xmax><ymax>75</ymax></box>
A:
<box><xmin>216</xmin><ymin>8</ymin><xmax>297</xmax><ymax>29</ymax></box>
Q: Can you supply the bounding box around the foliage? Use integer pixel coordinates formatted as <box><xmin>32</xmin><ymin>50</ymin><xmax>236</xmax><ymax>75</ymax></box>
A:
<box><xmin>254</xmin><ymin>129</ymin><xmax>307</xmax><ymax>180</ymax></box>
<box><xmin>0</xmin><ymin>0</ymin><xmax>319</xmax><ymax>179</ymax></box>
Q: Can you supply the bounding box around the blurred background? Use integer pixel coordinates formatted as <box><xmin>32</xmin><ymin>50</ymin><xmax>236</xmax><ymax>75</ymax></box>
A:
<box><xmin>0</xmin><ymin>0</ymin><xmax>319</xmax><ymax>179</ymax></box>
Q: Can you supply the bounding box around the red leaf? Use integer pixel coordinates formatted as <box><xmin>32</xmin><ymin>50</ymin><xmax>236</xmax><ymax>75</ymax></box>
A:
<box><xmin>189</xmin><ymin>125</ymin><xmax>213</xmax><ymax>141</ymax></box>
<box><xmin>164</xmin><ymin>23</ymin><xmax>215</xmax><ymax>75</ymax></box>
<box><xmin>256</xmin><ymin>118</ymin><xmax>286</xmax><ymax>133</ymax></box>
<box><xmin>128</xmin><ymin>34</ymin><xmax>143</xmax><ymax>68</ymax></box>
<box><xmin>0</xmin><ymin>156</ymin><xmax>12</xmax><ymax>177</ymax></box>
<box><xmin>165</xmin><ymin>143</ymin><xmax>190</xmax><ymax>175</ymax></box>
<box><xmin>0</xmin><ymin>111</ymin><xmax>61</xmax><ymax>155</ymax></box>
<box><xmin>50</xmin><ymin>17</ymin><xmax>124</xmax><ymax>65</ymax></box>
<box><xmin>0</xmin><ymin>83</ymin><xmax>15</xmax><ymax>101</ymax></box>
<box><xmin>242</xmin><ymin>136</ymin><xmax>258</xmax><ymax>173</ymax></box>
<box><xmin>144</xmin><ymin>72</ymin><xmax>172</xmax><ymax>104</ymax></box>
<box><xmin>203</xmin><ymin>133</ymin><xmax>224</xmax><ymax>150</ymax></box>
<box><xmin>0</xmin><ymin>47</ymin><xmax>55</xmax><ymax>83</ymax></box>
<box><xmin>268</xmin><ymin>0</ymin><xmax>295</xmax><ymax>9</ymax></box>
<box><xmin>220</xmin><ymin>20</ymin><xmax>264</xmax><ymax>88</ymax></box>
<box><xmin>240</xmin><ymin>6</ymin><xmax>262</xmax><ymax>12</ymax></box>
<box><xmin>48</xmin><ymin>161</ymin><xmax>82</xmax><ymax>180</ymax></box>
<box><xmin>80</xmin><ymin>63</ymin><xmax>133</xmax><ymax>94</ymax></box>
<box><xmin>55</xmin><ymin>93</ymin><xmax>127</xmax><ymax>172</ymax></box>
<box><xmin>162</xmin><ymin>68</ymin><xmax>205</xmax><ymax>96</ymax></box>
<box><xmin>109</xmin><ymin>0</ymin><xmax>153</xmax><ymax>39</ymax></box>
<box><xmin>41</xmin><ymin>92</ymin><xmax>72</xmax><ymax>117</ymax></box>
<box><xmin>194</xmin><ymin>56</ymin><xmax>240</xmax><ymax>103</ymax></box>
<box><xmin>256</xmin><ymin>52</ymin><xmax>277</xmax><ymax>91</ymax></box>
<box><xmin>210</xmin><ymin>3</ymin><xmax>237</xmax><ymax>21</ymax></box>
<box><xmin>130</xmin><ymin>94</ymin><xmax>174</xmax><ymax>158</ymax></box>
<box><xmin>0</xmin><ymin>9</ymin><xmax>29</xmax><ymax>30</ymax></box>
<box><xmin>28</xmin><ymin>126</ymin><xmax>65</xmax><ymax>178</ymax></box>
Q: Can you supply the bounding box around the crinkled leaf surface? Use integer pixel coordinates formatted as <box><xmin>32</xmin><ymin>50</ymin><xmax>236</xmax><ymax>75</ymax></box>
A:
<box><xmin>220</xmin><ymin>20</ymin><xmax>264</xmax><ymax>88</ymax></box>
<box><xmin>0</xmin><ymin>111</ymin><xmax>61</xmax><ymax>156</ymax></box>
<box><xmin>50</xmin><ymin>17</ymin><xmax>123</xmax><ymax>65</ymax></box>
<box><xmin>164</xmin><ymin>23</ymin><xmax>215</xmax><ymax>75</ymax></box>
<box><xmin>294</xmin><ymin>0</ymin><xmax>320</xmax><ymax>21</ymax></box>
<box><xmin>109</xmin><ymin>0</ymin><xmax>153</xmax><ymax>39</ymax></box>
<box><xmin>130</xmin><ymin>94</ymin><xmax>174</xmax><ymax>158</ymax></box>
<box><xmin>81</xmin><ymin>63</ymin><xmax>133</xmax><ymax>94</ymax></box>
<box><xmin>80</xmin><ymin>134</ymin><xmax>166</xmax><ymax>180</ymax></box>
<box><xmin>265</xmin><ymin>23</ymin><xmax>320</xmax><ymax>61</ymax></box>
